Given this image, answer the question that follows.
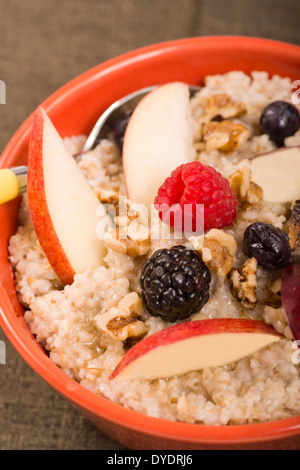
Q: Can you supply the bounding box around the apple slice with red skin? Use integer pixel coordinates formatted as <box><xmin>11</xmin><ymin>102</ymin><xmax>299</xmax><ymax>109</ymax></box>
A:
<box><xmin>27</xmin><ymin>107</ymin><xmax>106</xmax><ymax>285</ymax></box>
<box><xmin>250</xmin><ymin>146</ymin><xmax>300</xmax><ymax>203</ymax></box>
<box><xmin>122</xmin><ymin>82</ymin><xmax>195</xmax><ymax>212</ymax></box>
<box><xmin>109</xmin><ymin>318</ymin><xmax>282</xmax><ymax>382</ymax></box>
<box><xmin>282</xmin><ymin>259</ymin><xmax>300</xmax><ymax>341</ymax></box>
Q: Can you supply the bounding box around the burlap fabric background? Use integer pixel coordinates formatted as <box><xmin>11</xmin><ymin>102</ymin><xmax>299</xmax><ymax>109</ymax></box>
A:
<box><xmin>0</xmin><ymin>0</ymin><xmax>300</xmax><ymax>450</ymax></box>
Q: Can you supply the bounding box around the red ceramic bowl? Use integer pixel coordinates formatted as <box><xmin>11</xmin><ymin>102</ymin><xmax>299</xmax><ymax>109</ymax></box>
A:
<box><xmin>1</xmin><ymin>36</ymin><xmax>300</xmax><ymax>450</ymax></box>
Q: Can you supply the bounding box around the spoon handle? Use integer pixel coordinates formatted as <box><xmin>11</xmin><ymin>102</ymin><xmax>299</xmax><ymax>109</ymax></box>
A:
<box><xmin>0</xmin><ymin>166</ymin><xmax>27</xmax><ymax>204</ymax></box>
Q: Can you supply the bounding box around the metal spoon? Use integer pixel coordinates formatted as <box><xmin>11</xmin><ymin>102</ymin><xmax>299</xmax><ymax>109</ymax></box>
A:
<box><xmin>0</xmin><ymin>84</ymin><xmax>200</xmax><ymax>204</ymax></box>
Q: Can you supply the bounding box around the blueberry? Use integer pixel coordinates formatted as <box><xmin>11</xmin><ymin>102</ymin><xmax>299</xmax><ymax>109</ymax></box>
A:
<box><xmin>260</xmin><ymin>101</ymin><xmax>300</xmax><ymax>146</ymax></box>
<box><xmin>113</xmin><ymin>113</ymin><xmax>132</xmax><ymax>149</ymax></box>
<box><xmin>243</xmin><ymin>222</ymin><xmax>291</xmax><ymax>270</ymax></box>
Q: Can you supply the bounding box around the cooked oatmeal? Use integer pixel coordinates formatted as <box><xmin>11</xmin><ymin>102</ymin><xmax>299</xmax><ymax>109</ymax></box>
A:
<box><xmin>9</xmin><ymin>71</ymin><xmax>300</xmax><ymax>425</ymax></box>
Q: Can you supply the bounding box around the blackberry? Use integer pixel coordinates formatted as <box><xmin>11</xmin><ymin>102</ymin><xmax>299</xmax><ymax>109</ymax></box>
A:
<box><xmin>140</xmin><ymin>245</ymin><xmax>211</xmax><ymax>322</ymax></box>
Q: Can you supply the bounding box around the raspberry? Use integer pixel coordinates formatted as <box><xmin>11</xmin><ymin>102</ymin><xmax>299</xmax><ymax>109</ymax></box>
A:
<box><xmin>154</xmin><ymin>162</ymin><xmax>238</xmax><ymax>233</ymax></box>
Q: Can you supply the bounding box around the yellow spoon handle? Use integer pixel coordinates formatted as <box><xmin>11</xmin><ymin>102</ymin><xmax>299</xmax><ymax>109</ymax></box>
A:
<box><xmin>0</xmin><ymin>166</ymin><xmax>28</xmax><ymax>204</ymax></box>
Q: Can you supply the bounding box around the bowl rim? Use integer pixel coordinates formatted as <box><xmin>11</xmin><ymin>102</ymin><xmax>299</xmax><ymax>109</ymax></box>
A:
<box><xmin>2</xmin><ymin>35</ymin><xmax>300</xmax><ymax>166</ymax></box>
<box><xmin>1</xmin><ymin>35</ymin><xmax>300</xmax><ymax>446</ymax></box>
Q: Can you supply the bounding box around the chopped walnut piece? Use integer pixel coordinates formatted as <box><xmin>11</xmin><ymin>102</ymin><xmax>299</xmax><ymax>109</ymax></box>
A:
<box><xmin>99</xmin><ymin>190</ymin><xmax>121</xmax><ymax>216</ymax></box>
<box><xmin>229</xmin><ymin>257</ymin><xmax>258</xmax><ymax>310</ymax></box>
<box><xmin>264</xmin><ymin>278</ymin><xmax>282</xmax><ymax>308</ymax></box>
<box><xmin>104</xmin><ymin>223</ymin><xmax>151</xmax><ymax>257</ymax></box>
<box><xmin>99</xmin><ymin>192</ymin><xmax>141</xmax><ymax>226</ymax></box>
<box><xmin>228</xmin><ymin>167</ymin><xmax>263</xmax><ymax>205</ymax></box>
<box><xmin>205</xmin><ymin>229</ymin><xmax>237</xmax><ymax>256</ymax></box>
<box><xmin>99</xmin><ymin>189</ymin><xmax>119</xmax><ymax>206</ymax></box>
<box><xmin>204</xmin><ymin>93</ymin><xmax>247</xmax><ymax>121</ymax></box>
<box><xmin>203</xmin><ymin>120</ymin><xmax>250</xmax><ymax>153</ymax></box>
<box><xmin>269</xmin><ymin>278</ymin><xmax>281</xmax><ymax>295</ymax></box>
<box><xmin>288</xmin><ymin>199</ymin><xmax>300</xmax><ymax>251</ymax></box>
<box><xmin>190</xmin><ymin>229</ymin><xmax>237</xmax><ymax>277</ymax></box>
<box><xmin>94</xmin><ymin>292</ymin><xmax>146</xmax><ymax>341</ymax></box>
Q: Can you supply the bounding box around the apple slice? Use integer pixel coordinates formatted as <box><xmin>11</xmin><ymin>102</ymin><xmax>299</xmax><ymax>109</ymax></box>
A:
<box><xmin>250</xmin><ymin>146</ymin><xmax>300</xmax><ymax>203</ymax></box>
<box><xmin>27</xmin><ymin>107</ymin><xmax>106</xmax><ymax>285</ymax></box>
<box><xmin>282</xmin><ymin>259</ymin><xmax>300</xmax><ymax>341</ymax></box>
<box><xmin>109</xmin><ymin>318</ymin><xmax>282</xmax><ymax>382</ymax></box>
<box><xmin>122</xmin><ymin>82</ymin><xmax>196</xmax><ymax>212</ymax></box>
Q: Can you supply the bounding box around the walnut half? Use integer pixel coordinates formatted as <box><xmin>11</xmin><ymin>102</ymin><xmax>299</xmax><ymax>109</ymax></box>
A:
<box><xmin>94</xmin><ymin>292</ymin><xmax>146</xmax><ymax>341</ymax></box>
<box><xmin>204</xmin><ymin>93</ymin><xmax>247</xmax><ymax>121</ymax></box>
<box><xmin>228</xmin><ymin>257</ymin><xmax>258</xmax><ymax>310</ymax></box>
<box><xmin>203</xmin><ymin>120</ymin><xmax>250</xmax><ymax>153</ymax></box>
